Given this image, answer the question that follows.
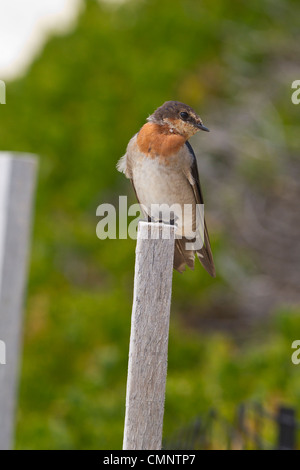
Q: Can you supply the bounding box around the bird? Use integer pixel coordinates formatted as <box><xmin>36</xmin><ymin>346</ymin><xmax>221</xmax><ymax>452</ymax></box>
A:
<box><xmin>117</xmin><ymin>100</ymin><xmax>215</xmax><ymax>277</ymax></box>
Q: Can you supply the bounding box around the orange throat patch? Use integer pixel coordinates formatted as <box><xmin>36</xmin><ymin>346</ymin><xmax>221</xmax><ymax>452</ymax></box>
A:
<box><xmin>136</xmin><ymin>122</ymin><xmax>186</xmax><ymax>162</ymax></box>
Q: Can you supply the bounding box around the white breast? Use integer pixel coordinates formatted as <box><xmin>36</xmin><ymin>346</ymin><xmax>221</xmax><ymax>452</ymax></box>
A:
<box><xmin>132</xmin><ymin>151</ymin><xmax>196</xmax><ymax>237</ymax></box>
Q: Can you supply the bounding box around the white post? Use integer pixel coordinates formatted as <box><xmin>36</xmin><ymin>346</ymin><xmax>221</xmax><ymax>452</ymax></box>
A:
<box><xmin>123</xmin><ymin>221</ymin><xmax>175</xmax><ymax>450</ymax></box>
<box><xmin>0</xmin><ymin>153</ymin><xmax>37</xmax><ymax>450</ymax></box>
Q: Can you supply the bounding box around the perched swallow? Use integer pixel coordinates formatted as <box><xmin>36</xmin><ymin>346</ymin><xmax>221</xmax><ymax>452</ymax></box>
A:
<box><xmin>117</xmin><ymin>100</ymin><xmax>215</xmax><ymax>277</ymax></box>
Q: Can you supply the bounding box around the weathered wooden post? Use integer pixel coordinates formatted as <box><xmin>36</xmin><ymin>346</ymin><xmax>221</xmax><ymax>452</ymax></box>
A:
<box><xmin>0</xmin><ymin>153</ymin><xmax>37</xmax><ymax>450</ymax></box>
<box><xmin>123</xmin><ymin>221</ymin><xmax>175</xmax><ymax>450</ymax></box>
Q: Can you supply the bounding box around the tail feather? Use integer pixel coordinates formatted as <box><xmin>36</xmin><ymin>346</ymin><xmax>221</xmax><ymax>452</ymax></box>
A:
<box><xmin>196</xmin><ymin>247</ymin><xmax>216</xmax><ymax>277</ymax></box>
<box><xmin>174</xmin><ymin>236</ymin><xmax>216</xmax><ymax>277</ymax></box>
<box><xmin>174</xmin><ymin>238</ymin><xmax>195</xmax><ymax>273</ymax></box>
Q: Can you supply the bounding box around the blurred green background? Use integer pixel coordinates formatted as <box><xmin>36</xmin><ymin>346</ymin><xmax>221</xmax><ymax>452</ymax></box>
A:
<box><xmin>0</xmin><ymin>0</ymin><xmax>300</xmax><ymax>449</ymax></box>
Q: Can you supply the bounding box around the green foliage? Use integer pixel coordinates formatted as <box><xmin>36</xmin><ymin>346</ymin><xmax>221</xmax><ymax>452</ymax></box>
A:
<box><xmin>0</xmin><ymin>0</ymin><xmax>299</xmax><ymax>449</ymax></box>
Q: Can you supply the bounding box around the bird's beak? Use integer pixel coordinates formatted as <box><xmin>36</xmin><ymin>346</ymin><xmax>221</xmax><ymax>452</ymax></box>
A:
<box><xmin>196</xmin><ymin>122</ymin><xmax>210</xmax><ymax>132</ymax></box>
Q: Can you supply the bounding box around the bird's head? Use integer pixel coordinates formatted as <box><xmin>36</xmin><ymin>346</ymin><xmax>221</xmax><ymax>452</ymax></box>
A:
<box><xmin>147</xmin><ymin>101</ymin><xmax>209</xmax><ymax>139</ymax></box>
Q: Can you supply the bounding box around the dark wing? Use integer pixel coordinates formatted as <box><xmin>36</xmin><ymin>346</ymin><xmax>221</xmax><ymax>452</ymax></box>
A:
<box><xmin>185</xmin><ymin>141</ymin><xmax>216</xmax><ymax>277</ymax></box>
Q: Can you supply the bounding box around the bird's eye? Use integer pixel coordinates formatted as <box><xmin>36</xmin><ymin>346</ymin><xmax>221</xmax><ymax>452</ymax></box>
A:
<box><xmin>180</xmin><ymin>111</ymin><xmax>189</xmax><ymax>121</ymax></box>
